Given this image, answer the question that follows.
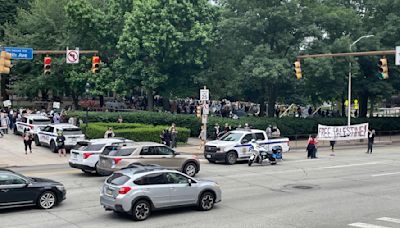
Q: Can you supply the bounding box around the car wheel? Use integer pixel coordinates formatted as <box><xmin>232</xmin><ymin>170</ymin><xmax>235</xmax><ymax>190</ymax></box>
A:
<box><xmin>132</xmin><ymin>200</ymin><xmax>151</xmax><ymax>221</ymax></box>
<box><xmin>225</xmin><ymin>151</ymin><xmax>237</xmax><ymax>165</ymax></box>
<box><xmin>37</xmin><ymin>191</ymin><xmax>57</xmax><ymax>209</ymax></box>
<box><xmin>198</xmin><ymin>192</ymin><xmax>215</xmax><ymax>211</ymax></box>
<box><xmin>34</xmin><ymin>135</ymin><xmax>41</xmax><ymax>146</ymax></box>
<box><xmin>183</xmin><ymin>162</ymin><xmax>197</xmax><ymax>177</ymax></box>
<box><xmin>50</xmin><ymin>141</ymin><xmax>57</xmax><ymax>153</ymax></box>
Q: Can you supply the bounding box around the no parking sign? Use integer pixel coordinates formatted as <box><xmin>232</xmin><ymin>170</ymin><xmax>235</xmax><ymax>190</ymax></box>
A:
<box><xmin>66</xmin><ymin>48</ymin><xmax>79</xmax><ymax>64</ymax></box>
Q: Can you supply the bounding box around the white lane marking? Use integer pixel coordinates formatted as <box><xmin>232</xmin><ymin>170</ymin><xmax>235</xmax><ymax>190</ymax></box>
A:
<box><xmin>372</xmin><ymin>172</ymin><xmax>400</xmax><ymax>177</ymax></box>
<box><xmin>322</xmin><ymin>162</ymin><xmax>382</xmax><ymax>169</ymax></box>
<box><xmin>348</xmin><ymin>223</ymin><xmax>391</xmax><ymax>228</ymax></box>
<box><xmin>377</xmin><ymin>217</ymin><xmax>400</xmax><ymax>224</ymax></box>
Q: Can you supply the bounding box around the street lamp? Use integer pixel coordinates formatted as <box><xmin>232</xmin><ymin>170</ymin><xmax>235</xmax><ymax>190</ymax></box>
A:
<box><xmin>348</xmin><ymin>35</ymin><xmax>374</xmax><ymax>126</ymax></box>
<box><xmin>85</xmin><ymin>82</ymin><xmax>90</xmax><ymax>129</ymax></box>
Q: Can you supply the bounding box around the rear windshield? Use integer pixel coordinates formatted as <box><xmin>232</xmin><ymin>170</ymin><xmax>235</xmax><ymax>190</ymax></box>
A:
<box><xmin>102</xmin><ymin>146</ymin><xmax>120</xmax><ymax>155</ymax></box>
<box><xmin>83</xmin><ymin>144</ymin><xmax>106</xmax><ymax>151</ymax></box>
<box><xmin>62</xmin><ymin>128</ymin><xmax>82</xmax><ymax>135</ymax></box>
<box><xmin>106</xmin><ymin>173</ymin><xmax>130</xmax><ymax>185</ymax></box>
<box><xmin>109</xmin><ymin>148</ymin><xmax>135</xmax><ymax>156</ymax></box>
<box><xmin>32</xmin><ymin>119</ymin><xmax>50</xmax><ymax>125</ymax></box>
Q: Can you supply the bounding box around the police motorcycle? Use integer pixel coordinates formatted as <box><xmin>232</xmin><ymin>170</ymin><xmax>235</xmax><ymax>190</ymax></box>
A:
<box><xmin>248</xmin><ymin>139</ymin><xmax>282</xmax><ymax>166</ymax></box>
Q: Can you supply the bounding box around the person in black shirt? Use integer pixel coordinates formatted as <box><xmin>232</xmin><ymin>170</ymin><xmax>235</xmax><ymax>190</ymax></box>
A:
<box><xmin>366</xmin><ymin>129</ymin><xmax>375</xmax><ymax>154</ymax></box>
<box><xmin>56</xmin><ymin>131</ymin><xmax>66</xmax><ymax>157</ymax></box>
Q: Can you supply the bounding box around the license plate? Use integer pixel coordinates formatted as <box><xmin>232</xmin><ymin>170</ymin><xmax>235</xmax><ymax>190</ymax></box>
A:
<box><xmin>206</xmin><ymin>154</ymin><xmax>211</xmax><ymax>158</ymax></box>
<box><xmin>72</xmin><ymin>153</ymin><xmax>78</xmax><ymax>159</ymax></box>
<box><xmin>106</xmin><ymin>189</ymin><xmax>113</xmax><ymax>196</ymax></box>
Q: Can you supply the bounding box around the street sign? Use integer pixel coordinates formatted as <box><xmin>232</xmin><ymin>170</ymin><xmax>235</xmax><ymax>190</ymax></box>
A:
<box><xmin>396</xmin><ymin>46</ymin><xmax>400</xmax><ymax>65</ymax></box>
<box><xmin>201</xmin><ymin>114</ymin><xmax>208</xmax><ymax>124</ymax></box>
<box><xmin>53</xmin><ymin>102</ymin><xmax>60</xmax><ymax>109</ymax></box>
<box><xmin>203</xmin><ymin>103</ymin><xmax>210</xmax><ymax>115</ymax></box>
<box><xmin>3</xmin><ymin>100</ymin><xmax>11</xmax><ymax>107</ymax></box>
<box><xmin>66</xmin><ymin>48</ymin><xmax>79</xmax><ymax>64</ymax></box>
<box><xmin>200</xmin><ymin>89</ymin><xmax>209</xmax><ymax>101</ymax></box>
<box><xmin>4</xmin><ymin>47</ymin><xmax>33</xmax><ymax>59</ymax></box>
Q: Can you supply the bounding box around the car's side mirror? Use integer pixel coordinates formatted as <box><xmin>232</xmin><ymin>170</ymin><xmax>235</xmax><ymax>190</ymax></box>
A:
<box><xmin>187</xmin><ymin>178</ymin><xmax>192</xmax><ymax>187</ymax></box>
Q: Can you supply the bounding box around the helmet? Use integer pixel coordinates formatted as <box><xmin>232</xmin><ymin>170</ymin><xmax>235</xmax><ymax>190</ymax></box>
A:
<box><xmin>272</xmin><ymin>145</ymin><xmax>282</xmax><ymax>153</ymax></box>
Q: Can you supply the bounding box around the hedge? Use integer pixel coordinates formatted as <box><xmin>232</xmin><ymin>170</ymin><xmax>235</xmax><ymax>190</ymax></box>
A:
<box><xmin>84</xmin><ymin>122</ymin><xmax>190</xmax><ymax>143</ymax></box>
<box><xmin>68</xmin><ymin>111</ymin><xmax>400</xmax><ymax>138</ymax></box>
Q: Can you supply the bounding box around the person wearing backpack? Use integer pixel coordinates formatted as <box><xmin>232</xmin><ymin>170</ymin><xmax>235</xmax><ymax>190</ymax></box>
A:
<box><xmin>22</xmin><ymin>129</ymin><xmax>33</xmax><ymax>155</ymax></box>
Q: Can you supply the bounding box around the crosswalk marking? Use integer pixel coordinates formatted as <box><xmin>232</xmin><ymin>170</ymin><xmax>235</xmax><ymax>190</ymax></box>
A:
<box><xmin>348</xmin><ymin>223</ymin><xmax>391</xmax><ymax>228</ymax></box>
<box><xmin>377</xmin><ymin>217</ymin><xmax>400</xmax><ymax>224</ymax></box>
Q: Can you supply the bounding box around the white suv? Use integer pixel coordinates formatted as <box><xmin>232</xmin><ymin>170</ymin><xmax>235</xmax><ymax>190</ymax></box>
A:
<box><xmin>35</xmin><ymin>124</ymin><xmax>85</xmax><ymax>152</ymax></box>
<box><xmin>69</xmin><ymin>138</ymin><xmax>134</xmax><ymax>174</ymax></box>
<box><xmin>14</xmin><ymin>114</ymin><xmax>51</xmax><ymax>135</ymax></box>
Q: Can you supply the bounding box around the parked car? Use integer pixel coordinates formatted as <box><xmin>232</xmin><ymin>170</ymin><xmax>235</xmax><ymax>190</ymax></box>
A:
<box><xmin>97</xmin><ymin>142</ymin><xmax>200</xmax><ymax>177</ymax></box>
<box><xmin>204</xmin><ymin>129</ymin><xmax>290</xmax><ymax>164</ymax></box>
<box><xmin>100</xmin><ymin>165</ymin><xmax>221</xmax><ymax>221</ymax></box>
<box><xmin>69</xmin><ymin>138</ymin><xmax>134</xmax><ymax>174</ymax></box>
<box><xmin>34</xmin><ymin>124</ymin><xmax>85</xmax><ymax>152</ymax></box>
<box><xmin>0</xmin><ymin>168</ymin><xmax>66</xmax><ymax>210</ymax></box>
<box><xmin>14</xmin><ymin>114</ymin><xmax>51</xmax><ymax>135</ymax></box>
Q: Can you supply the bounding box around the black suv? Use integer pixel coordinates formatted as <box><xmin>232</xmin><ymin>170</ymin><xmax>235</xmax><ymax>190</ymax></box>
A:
<box><xmin>0</xmin><ymin>168</ymin><xmax>66</xmax><ymax>209</ymax></box>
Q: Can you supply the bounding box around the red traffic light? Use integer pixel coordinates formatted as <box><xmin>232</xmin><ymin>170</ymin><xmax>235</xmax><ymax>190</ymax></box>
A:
<box><xmin>44</xmin><ymin>57</ymin><xmax>51</xmax><ymax>65</ymax></box>
<box><xmin>92</xmin><ymin>56</ymin><xmax>100</xmax><ymax>64</ymax></box>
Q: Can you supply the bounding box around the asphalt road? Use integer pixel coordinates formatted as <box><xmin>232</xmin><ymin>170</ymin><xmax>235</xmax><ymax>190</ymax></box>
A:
<box><xmin>2</xmin><ymin>145</ymin><xmax>400</xmax><ymax>228</ymax></box>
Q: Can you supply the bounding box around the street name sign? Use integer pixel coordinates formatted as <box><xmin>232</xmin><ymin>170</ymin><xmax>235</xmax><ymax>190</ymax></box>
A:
<box><xmin>66</xmin><ymin>48</ymin><xmax>79</xmax><ymax>64</ymax></box>
<box><xmin>4</xmin><ymin>47</ymin><xmax>33</xmax><ymax>60</ymax></box>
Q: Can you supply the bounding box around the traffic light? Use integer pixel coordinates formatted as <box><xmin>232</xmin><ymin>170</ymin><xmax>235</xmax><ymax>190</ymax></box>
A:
<box><xmin>378</xmin><ymin>57</ymin><xmax>388</xmax><ymax>80</ymax></box>
<box><xmin>44</xmin><ymin>56</ymin><xmax>51</xmax><ymax>75</ymax></box>
<box><xmin>0</xmin><ymin>51</ymin><xmax>12</xmax><ymax>74</ymax></box>
<box><xmin>293</xmin><ymin>60</ymin><xmax>302</xmax><ymax>80</ymax></box>
<box><xmin>196</xmin><ymin>105</ymin><xmax>202</xmax><ymax>118</ymax></box>
<box><xmin>91</xmin><ymin>56</ymin><xmax>100</xmax><ymax>73</ymax></box>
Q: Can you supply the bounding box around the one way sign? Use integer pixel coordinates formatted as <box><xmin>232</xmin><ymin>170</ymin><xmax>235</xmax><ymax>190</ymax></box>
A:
<box><xmin>66</xmin><ymin>48</ymin><xmax>79</xmax><ymax>64</ymax></box>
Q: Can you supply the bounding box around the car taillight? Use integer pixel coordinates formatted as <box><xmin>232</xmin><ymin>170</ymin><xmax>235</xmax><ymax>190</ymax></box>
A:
<box><xmin>83</xmin><ymin>153</ymin><xmax>92</xmax><ymax>159</ymax></box>
<box><xmin>113</xmin><ymin>158</ymin><xmax>122</xmax><ymax>165</ymax></box>
<box><xmin>28</xmin><ymin>124</ymin><xmax>33</xmax><ymax>129</ymax></box>
<box><xmin>118</xmin><ymin>186</ymin><xmax>131</xmax><ymax>195</ymax></box>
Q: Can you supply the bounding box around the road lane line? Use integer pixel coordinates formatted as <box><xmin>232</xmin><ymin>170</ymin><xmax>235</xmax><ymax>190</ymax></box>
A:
<box><xmin>372</xmin><ymin>172</ymin><xmax>400</xmax><ymax>177</ymax></box>
<box><xmin>23</xmin><ymin>169</ymin><xmax>81</xmax><ymax>176</ymax></box>
<box><xmin>348</xmin><ymin>223</ymin><xmax>391</xmax><ymax>228</ymax></box>
<box><xmin>322</xmin><ymin>162</ymin><xmax>382</xmax><ymax>169</ymax></box>
<box><xmin>377</xmin><ymin>217</ymin><xmax>400</xmax><ymax>224</ymax></box>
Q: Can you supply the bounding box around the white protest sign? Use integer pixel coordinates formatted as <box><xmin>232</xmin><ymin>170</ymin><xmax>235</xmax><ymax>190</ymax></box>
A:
<box><xmin>53</xmin><ymin>102</ymin><xmax>61</xmax><ymax>109</ymax></box>
<box><xmin>203</xmin><ymin>103</ymin><xmax>210</xmax><ymax>115</ymax></box>
<box><xmin>66</xmin><ymin>48</ymin><xmax>79</xmax><ymax>64</ymax></box>
<box><xmin>317</xmin><ymin>123</ymin><xmax>369</xmax><ymax>141</ymax></box>
<box><xmin>3</xmin><ymin>100</ymin><xmax>11</xmax><ymax>107</ymax></box>
<box><xmin>200</xmin><ymin>89</ymin><xmax>209</xmax><ymax>101</ymax></box>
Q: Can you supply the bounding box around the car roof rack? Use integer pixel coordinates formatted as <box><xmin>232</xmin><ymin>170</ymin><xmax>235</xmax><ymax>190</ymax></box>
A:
<box><xmin>121</xmin><ymin>163</ymin><xmax>167</xmax><ymax>174</ymax></box>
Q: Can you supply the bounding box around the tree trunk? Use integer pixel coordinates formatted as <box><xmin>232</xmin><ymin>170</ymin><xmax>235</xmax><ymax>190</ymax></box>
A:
<box><xmin>146</xmin><ymin>89</ymin><xmax>154</xmax><ymax>111</ymax></box>
<box><xmin>341</xmin><ymin>95</ymin><xmax>346</xmax><ymax>117</ymax></box>
<box><xmin>71</xmin><ymin>92</ymin><xmax>79</xmax><ymax>110</ymax></box>
<box><xmin>267</xmin><ymin>86</ymin><xmax>276</xmax><ymax>117</ymax></box>
<box><xmin>99</xmin><ymin>95</ymin><xmax>104</xmax><ymax>107</ymax></box>
<box><xmin>369</xmin><ymin>97</ymin><xmax>375</xmax><ymax>117</ymax></box>
<box><xmin>359</xmin><ymin>92</ymin><xmax>368</xmax><ymax>118</ymax></box>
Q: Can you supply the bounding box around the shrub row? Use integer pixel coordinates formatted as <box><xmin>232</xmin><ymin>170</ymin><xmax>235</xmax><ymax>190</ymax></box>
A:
<box><xmin>84</xmin><ymin>122</ymin><xmax>190</xmax><ymax>143</ymax></box>
<box><xmin>69</xmin><ymin>111</ymin><xmax>400</xmax><ymax>137</ymax></box>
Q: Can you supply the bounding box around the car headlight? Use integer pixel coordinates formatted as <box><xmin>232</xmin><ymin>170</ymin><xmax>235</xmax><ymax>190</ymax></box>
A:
<box><xmin>55</xmin><ymin>185</ymin><xmax>65</xmax><ymax>191</ymax></box>
<box><xmin>216</xmin><ymin>147</ymin><xmax>224</xmax><ymax>152</ymax></box>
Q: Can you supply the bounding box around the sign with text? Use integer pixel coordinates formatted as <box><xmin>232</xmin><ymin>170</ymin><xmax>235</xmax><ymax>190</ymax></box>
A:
<box><xmin>53</xmin><ymin>102</ymin><xmax>61</xmax><ymax>109</ymax></box>
<box><xmin>3</xmin><ymin>100</ymin><xmax>11</xmax><ymax>107</ymax></box>
<box><xmin>4</xmin><ymin>47</ymin><xmax>33</xmax><ymax>59</ymax></box>
<box><xmin>317</xmin><ymin>123</ymin><xmax>369</xmax><ymax>141</ymax></box>
<box><xmin>200</xmin><ymin>89</ymin><xmax>209</xmax><ymax>101</ymax></box>
<box><xmin>203</xmin><ymin>103</ymin><xmax>209</xmax><ymax>115</ymax></box>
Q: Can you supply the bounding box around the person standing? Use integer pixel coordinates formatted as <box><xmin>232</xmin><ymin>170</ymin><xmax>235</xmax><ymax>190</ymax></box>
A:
<box><xmin>104</xmin><ymin>127</ymin><xmax>115</xmax><ymax>138</ymax></box>
<box><xmin>366</xmin><ymin>129</ymin><xmax>376</xmax><ymax>154</ymax></box>
<box><xmin>162</xmin><ymin>129</ymin><xmax>171</xmax><ymax>147</ymax></box>
<box><xmin>306</xmin><ymin>135</ymin><xmax>318</xmax><ymax>159</ymax></box>
<box><xmin>56</xmin><ymin>131</ymin><xmax>66</xmax><ymax>157</ymax></box>
<box><xmin>117</xmin><ymin>115</ymin><xmax>123</xmax><ymax>123</ymax></box>
<box><xmin>213</xmin><ymin>123</ymin><xmax>220</xmax><ymax>139</ymax></box>
<box><xmin>22</xmin><ymin>129</ymin><xmax>33</xmax><ymax>154</ymax></box>
<box><xmin>266</xmin><ymin>125</ymin><xmax>272</xmax><ymax>138</ymax></box>
<box><xmin>53</xmin><ymin>113</ymin><xmax>61</xmax><ymax>124</ymax></box>
<box><xmin>199</xmin><ymin>125</ymin><xmax>206</xmax><ymax>150</ymax></box>
<box><xmin>169</xmin><ymin>123</ymin><xmax>178</xmax><ymax>148</ymax></box>
<box><xmin>329</xmin><ymin>140</ymin><xmax>336</xmax><ymax>156</ymax></box>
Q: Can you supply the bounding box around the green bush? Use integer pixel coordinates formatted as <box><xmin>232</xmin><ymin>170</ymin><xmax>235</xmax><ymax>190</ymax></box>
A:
<box><xmin>83</xmin><ymin>122</ymin><xmax>190</xmax><ymax>143</ymax></box>
<box><xmin>68</xmin><ymin>111</ymin><xmax>400</xmax><ymax>138</ymax></box>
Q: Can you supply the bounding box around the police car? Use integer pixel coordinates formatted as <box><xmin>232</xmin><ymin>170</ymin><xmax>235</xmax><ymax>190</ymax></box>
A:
<box><xmin>69</xmin><ymin>138</ymin><xmax>134</xmax><ymax>174</ymax></box>
<box><xmin>14</xmin><ymin>114</ymin><xmax>51</xmax><ymax>135</ymax></box>
<box><xmin>34</xmin><ymin>124</ymin><xmax>85</xmax><ymax>152</ymax></box>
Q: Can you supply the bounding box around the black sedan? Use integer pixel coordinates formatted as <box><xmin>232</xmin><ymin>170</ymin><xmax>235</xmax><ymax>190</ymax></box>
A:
<box><xmin>0</xmin><ymin>168</ymin><xmax>66</xmax><ymax>209</ymax></box>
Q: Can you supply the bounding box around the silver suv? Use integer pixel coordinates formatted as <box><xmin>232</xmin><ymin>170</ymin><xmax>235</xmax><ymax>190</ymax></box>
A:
<box><xmin>97</xmin><ymin>142</ymin><xmax>200</xmax><ymax>177</ymax></box>
<box><xmin>100</xmin><ymin>165</ymin><xmax>222</xmax><ymax>221</ymax></box>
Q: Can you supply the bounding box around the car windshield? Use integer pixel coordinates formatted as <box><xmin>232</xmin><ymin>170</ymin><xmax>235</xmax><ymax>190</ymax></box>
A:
<box><xmin>102</xmin><ymin>146</ymin><xmax>120</xmax><ymax>155</ymax></box>
<box><xmin>219</xmin><ymin>132</ymin><xmax>243</xmax><ymax>142</ymax></box>
<box><xmin>32</xmin><ymin>119</ymin><xmax>50</xmax><ymax>125</ymax></box>
<box><xmin>106</xmin><ymin>173</ymin><xmax>130</xmax><ymax>185</ymax></box>
<box><xmin>62</xmin><ymin>128</ymin><xmax>82</xmax><ymax>135</ymax></box>
<box><xmin>82</xmin><ymin>143</ymin><xmax>106</xmax><ymax>151</ymax></box>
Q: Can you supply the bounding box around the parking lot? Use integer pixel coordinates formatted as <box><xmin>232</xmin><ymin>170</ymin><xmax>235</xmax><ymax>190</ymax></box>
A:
<box><xmin>1</xmin><ymin>133</ymin><xmax>400</xmax><ymax>228</ymax></box>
